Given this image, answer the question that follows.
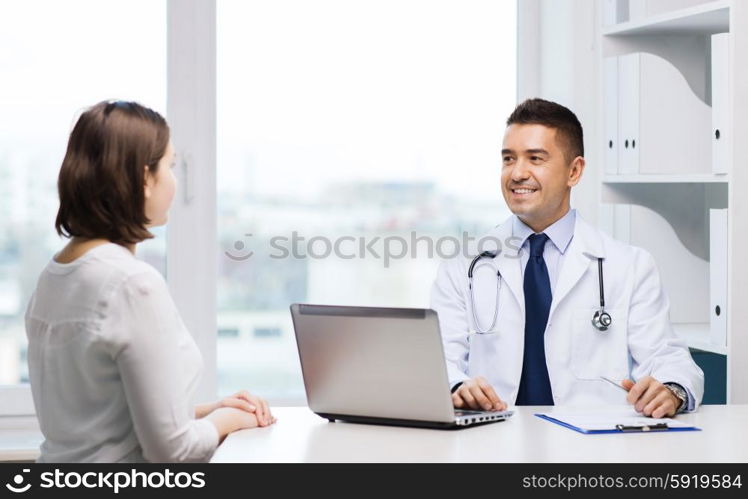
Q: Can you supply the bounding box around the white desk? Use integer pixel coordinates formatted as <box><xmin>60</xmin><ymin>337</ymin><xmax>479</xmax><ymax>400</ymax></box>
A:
<box><xmin>0</xmin><ymin>417</ymin><xmax>43</xmax><ymax>462</ymax></box>
<box><xmin>211</xmin><ymin>405</ymin><xmax>748</xmax><ymax>463</ymax></box>
<box><xmin>0</xmin><ymin>432</ymin><xmax>42</xmax><ymax>462</ymax></box>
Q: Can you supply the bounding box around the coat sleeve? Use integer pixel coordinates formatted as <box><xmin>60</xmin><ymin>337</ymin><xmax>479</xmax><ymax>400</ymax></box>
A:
<box><xmin>627</xmin><ymin>249</ymin><xmax>705</xmax><ymax>411</ymax></box>
<box><xmin>430</xmin><ymin>258</ymin><xmax>471</xmax><ymax>388</ymax></box>
<box><xmin>111</xmin><ymin>270</ymin><xmax>220</xmax><ymax>462</ymax></box>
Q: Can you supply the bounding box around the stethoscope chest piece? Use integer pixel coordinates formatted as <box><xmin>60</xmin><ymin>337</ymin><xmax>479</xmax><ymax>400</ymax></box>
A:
<box><xmin>592</xmin><ymin>309</ymin><xmax>612</xmax><ymax>332</ymax></box>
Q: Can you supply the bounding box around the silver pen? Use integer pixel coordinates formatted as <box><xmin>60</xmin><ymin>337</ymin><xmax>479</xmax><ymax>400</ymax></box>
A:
<box><xmin>600</xmin><ymin>375</ymin><xmax>629</xmax><ymax>392</ymax></box>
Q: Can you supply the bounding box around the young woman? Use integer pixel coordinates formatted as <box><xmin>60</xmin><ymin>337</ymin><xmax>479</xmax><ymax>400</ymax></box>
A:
<box><xmin>25</xmin><ymin>100</ymin><xmax>274</xmax><ymax>463</ymax></box>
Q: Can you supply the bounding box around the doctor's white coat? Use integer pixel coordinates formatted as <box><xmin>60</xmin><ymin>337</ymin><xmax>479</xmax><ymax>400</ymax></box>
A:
<box><xmin>430</xmin><ymin>214</ymin><xmax>704</xmax><ymax>409</ymax></box>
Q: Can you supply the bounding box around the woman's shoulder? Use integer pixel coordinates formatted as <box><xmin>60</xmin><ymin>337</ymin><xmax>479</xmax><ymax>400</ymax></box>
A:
<box><xmin>80</xmin><ymin>243</ymin><xmax>159</xmax><ymax>276</ymax></box>
<box><xmin>92</xmin><ymin>246</ymin><xmax>168</xmax><ymax>297</ymax></box>
<box><xmin>26</xmin><ymin>244</ymin><xmax>170</xmax><ymax>344</ymax></box>
<box><xmin>56</xmin><ymin>243</ymin><xmax>168</xmax><ymax>302</ymax></box>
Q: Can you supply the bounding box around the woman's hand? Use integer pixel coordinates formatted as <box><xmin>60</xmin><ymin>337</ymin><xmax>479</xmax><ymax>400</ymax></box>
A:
<box><xmin>228</xmin><ymin>390</ymin><xmax>276</xmax><ymax>427</ymax></box>
<box><xmin>196</xmin><ymin>391</ymin><xmax>276</xmax><ymax>426</ymax></box>
<box><xmin>205</xmin><ymin>407</ymin><xmax>261</xmax><ymax>442</ymax></box>
<box><xmin>195</xmin><ymin>393</ymin><xmax>257</xmax><ymax>419</ymax></box>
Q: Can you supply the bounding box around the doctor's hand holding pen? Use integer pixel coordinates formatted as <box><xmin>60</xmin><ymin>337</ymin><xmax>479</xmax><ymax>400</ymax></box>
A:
<box><xmin>451</xmin><ymin>376</ymin><xmax>508</xmax><ymax>412</ymax></box>
<box><xmin>621</xmin><ymin>377</ymin><xmax>683</xmax><ymax>418</ymax></box>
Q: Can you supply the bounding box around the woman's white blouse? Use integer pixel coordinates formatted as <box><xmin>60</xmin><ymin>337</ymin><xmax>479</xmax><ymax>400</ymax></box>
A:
<box><xmin>25</xmin><ymin>243</ymin><xmax>219</xmax><ymax>463</ymax></box>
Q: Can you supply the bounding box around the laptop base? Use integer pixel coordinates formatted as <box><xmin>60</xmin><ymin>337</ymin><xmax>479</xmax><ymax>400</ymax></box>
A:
<box><xmin>316</xmin><ymin>412</ymin><xmax>508</xmax><ymax>430</ymax></box>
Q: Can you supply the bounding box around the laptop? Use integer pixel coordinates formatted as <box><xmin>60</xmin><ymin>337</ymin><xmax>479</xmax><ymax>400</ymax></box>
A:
<box><xmin>290</xmin><ymin>304</ymin><xmax>513</xmax><ymax>429</ymax></box>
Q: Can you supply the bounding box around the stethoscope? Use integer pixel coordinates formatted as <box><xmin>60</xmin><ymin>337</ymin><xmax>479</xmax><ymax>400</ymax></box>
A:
<box><xmin>468</xmin><ymin>251</ymin><xmax>612</xmax><ymax>334</ymax></box>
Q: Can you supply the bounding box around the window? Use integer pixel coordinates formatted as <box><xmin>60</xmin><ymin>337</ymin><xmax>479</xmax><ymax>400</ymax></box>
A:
<box><xmin>0</xmin><ymin>0</ymin><xmax>166</xmax><ymax>403</ymax></box>
<box><xmin>1</xmin><ymin>1</ymin><xmax>517</xmax><ymax>411</ymax></box>
<box><xmin>217</xmin><ymin>0</ymin><xmax>516</xmax><ymax>403</ymax></box>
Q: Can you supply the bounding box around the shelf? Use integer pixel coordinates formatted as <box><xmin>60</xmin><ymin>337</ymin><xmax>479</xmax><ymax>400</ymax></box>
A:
<box><xmin>674</xmin><ymin>323</ymin><xmax>727</xmax><ymax>355</ymax></box>
<box><xmin>603</xmin><ymin>1</ymin><xmax>729</xmax><ymax>36</ymax></box>
<box><xmin>602</xmin><ymin>182</ymin><xmax>727</xmax><ymax>259</ymax></box>
<box><xmin>603</xmin><ymin>174</ymin><xmax>729</xmax><ymax>184</ymax></box>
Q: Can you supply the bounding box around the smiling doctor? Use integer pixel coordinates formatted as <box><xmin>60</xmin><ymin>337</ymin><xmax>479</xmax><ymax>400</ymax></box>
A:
<box><xmin>431</xmin><ymin>98</ymin><xmax>704</xmax><ymax>418</ymax></box>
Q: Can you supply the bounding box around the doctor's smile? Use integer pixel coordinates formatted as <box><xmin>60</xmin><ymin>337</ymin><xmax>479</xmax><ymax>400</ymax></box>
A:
<box><xmin>507</xmin><ymin>184</ymin><xmax>541</xmax><ymax>203</ymax></box>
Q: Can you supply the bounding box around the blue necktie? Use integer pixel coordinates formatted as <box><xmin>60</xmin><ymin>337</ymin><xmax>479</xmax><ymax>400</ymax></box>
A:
<box><xmin>516</xmin><ymin>233</ymin><xmax>554</xmax><ymax>405</ymax></box>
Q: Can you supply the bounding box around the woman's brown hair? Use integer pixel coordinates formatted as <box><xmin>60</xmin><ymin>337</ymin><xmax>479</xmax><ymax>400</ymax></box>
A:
<box><xmin>55</xmin><ymin>100</ymin><xmax>170</xmax><ymax>244</ymax></box>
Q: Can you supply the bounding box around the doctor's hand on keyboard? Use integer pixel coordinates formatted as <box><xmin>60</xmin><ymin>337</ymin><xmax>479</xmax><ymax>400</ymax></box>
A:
<box><xmin>452</xmin><ymin>376</ymin><xmax>508</xmax><ymax>412</ymax></box>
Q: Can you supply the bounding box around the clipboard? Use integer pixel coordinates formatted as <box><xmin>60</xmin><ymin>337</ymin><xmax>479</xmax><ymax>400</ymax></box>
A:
<box><xmin>535</xmin><ymin>411</ymin><xmax>701</xmax><ymax>435</ymax></box>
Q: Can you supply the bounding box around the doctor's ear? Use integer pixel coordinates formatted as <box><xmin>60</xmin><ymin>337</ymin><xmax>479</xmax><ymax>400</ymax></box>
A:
<box><xmin>567</xmin><ymin>156</ymin><xmax>585</xmax><ymax>187</ymax></box>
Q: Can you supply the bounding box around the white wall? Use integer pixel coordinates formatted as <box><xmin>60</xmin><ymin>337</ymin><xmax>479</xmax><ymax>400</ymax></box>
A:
<box><xmin>517</xmin><ymin>0</ymin><xmax>601</xmax><ymax>227</ymax></box>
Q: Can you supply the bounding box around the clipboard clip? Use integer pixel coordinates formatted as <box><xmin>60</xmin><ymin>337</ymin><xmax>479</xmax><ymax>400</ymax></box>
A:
<box><xmin>615</xmin><ymin>423</ymin><xmax>669</xmax><ymax>432</ymax></box>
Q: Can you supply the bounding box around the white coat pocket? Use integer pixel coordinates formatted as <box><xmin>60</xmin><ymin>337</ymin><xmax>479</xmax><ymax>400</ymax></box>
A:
<box><xmin>570</xmin><ymin>307</ymin><xmax>629</xmax><ymax>381</ymax></box>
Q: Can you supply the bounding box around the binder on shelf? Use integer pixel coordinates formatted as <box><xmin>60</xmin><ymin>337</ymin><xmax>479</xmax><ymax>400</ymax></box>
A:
<box><xmin>711</xmin><ymin>33</ymin><xmax>730</xmax><ymax>176</ymax></box>
<box><xmin>616</xmin><ymin>51</ymin><xmax>711</xmax><ymax>176</ymax></box>
<box><xmin>710</xmin><ymin>209</ymin><xmax>728</xmax><ymax>348</ymax></box>
<box><xmin>617</xmin><ymin>53</ymin><xmax>640</xmax><ymax>175</ymax></box>
<box><xmin>639</xmin><ymin>51</ymin><xmax>711</xmax><ymax>174</ymax></box>
<box><xmin>604</xmin><ymin>57</ymin><xmax>619</xmax><ymax>175</ymax></box>
<box><xmin>628</xmin><ymin>0</ymin><xmax>648</xmax><ymax>22</ymax></box>
<box><xmin>603</xmin><ymin>0</ymin><xmax>628</xmax><ymax>25</ymax></box>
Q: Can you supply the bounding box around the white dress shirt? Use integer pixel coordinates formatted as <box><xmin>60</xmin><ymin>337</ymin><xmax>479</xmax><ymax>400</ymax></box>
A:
<box><xmin>25</xmin><ymin>243</ymin><xmax>219</xmax><ymax>463</ymax></box>
<box><xmin>513</xmin><ymin>208</ymin><xmax>576</xmax><ymax>293</ymax></box>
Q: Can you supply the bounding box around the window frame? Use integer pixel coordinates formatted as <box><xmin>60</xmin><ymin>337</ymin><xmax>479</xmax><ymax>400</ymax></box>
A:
<box><xmin>165</xmin><ymin>0</ymin><xmax>218</xmax><ymax>406</ymax></box>
<box><xmin>0</xmin><ymin>0</ymin><xmax>218</xmax><ymax>416</ymax></box>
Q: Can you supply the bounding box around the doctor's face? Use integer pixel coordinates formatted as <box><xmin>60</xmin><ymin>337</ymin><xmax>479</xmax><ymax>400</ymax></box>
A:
<box><xmin>501</xmin><ymin>124</ymin><xmax>584</xmax><ymax>232</ymax></box>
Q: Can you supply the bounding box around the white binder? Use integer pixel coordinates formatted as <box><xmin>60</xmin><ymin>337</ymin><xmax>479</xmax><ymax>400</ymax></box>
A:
<box><xmin>710</xmin><ymin>209</ymin><xmax>728</xmax><ymax>348</ymax></box>
<box><xmin>628</xmin><ymin>0</ymin><xmax>648</xmax><ymax>21</ymax></box>
<box><xmin>639</xmin><ymin>52</ymin><xmax>711</xmax><ymax>174</ymax></box>
<box><xmin>602</xmin><ymin>0</ymin><xmax>627</xmax><ymax>25</ymax></box>
<box><xmin>617</xmin><ymin>53</ymin><xmax>640</xmax><ymax>174</ymax></box>
<box><xmin>616</xmin><ymin>52</ymin><xmax>711</xmax><ymax>176</ymax></box>
<box><xmin>604</xmin><ymin>57</ymin><xmax>619</xmax><ymax>174</ymax></box>
<box><xmin>711</xmin><ymin>33</ymin><xmax>730</xmax><ymax>175</ymax></box>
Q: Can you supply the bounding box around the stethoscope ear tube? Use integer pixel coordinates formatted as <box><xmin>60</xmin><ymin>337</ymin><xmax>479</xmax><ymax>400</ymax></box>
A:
<box><xmin>468</xmin><ymin>251</ymin><xmax>498</xmax><ymax>279</ymax></box>
<box><xmin>468</xmin><ymin>251</ymin><xmax>500</xmax><ymax>334</ymax></box>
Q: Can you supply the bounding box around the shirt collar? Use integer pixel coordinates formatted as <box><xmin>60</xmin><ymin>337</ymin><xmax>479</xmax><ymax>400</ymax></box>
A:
<box><xmin>512</xmin><ymin>209</ymin><xmax>576</xmax><ymax>255</ymax></box>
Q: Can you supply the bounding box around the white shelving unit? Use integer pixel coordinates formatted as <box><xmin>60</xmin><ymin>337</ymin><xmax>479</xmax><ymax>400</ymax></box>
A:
<box><xmin>674</xmin><ymin>324</ymin><xmax>728</xmax><ymax>356</ymax></box>
<box><xmin>598</xmin><ymin>0</ymin><xmax>746</xmax><ymax>401</ymax></box>
<box><xmin>603</xmin><ymin>0</ymin><xmax>729</xmax><ymax>36</ymax></box>
<box><xmin>603</xmin><ymin>174</ymin><xmax>728</xmax><ymax>183</ymax></box>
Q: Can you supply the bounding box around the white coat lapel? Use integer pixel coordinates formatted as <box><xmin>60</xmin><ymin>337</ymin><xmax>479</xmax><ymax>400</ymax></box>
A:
<box><xmin>485</xmin><ymin>219</ymin><xmax>525</xmax><ymax>314</ymax></box>
<box><xmin>548</xmin><ymin>216</ymin><xmax>605</xmax><ymax>319</ymax></box>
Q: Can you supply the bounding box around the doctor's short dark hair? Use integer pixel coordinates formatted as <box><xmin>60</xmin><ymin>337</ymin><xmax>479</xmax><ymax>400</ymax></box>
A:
<box><xmin>506</xmin><ymin>98</ymin><xmax>584</xmax><ymax>163</ymax></box>
<box><xmin>55</xmin><ymin>100</ymin><xmax>170</xmax><ymax>245</ymax></box>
